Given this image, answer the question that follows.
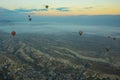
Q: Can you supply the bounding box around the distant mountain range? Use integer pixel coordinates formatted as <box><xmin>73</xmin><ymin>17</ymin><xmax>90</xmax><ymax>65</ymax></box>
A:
<box><xmin>0</xmin><ymin>7</ymin><xmax>120</xmax><ymax>26</ymax></box>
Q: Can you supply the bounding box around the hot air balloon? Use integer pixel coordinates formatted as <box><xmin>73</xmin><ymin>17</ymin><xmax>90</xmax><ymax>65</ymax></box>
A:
<box><xmin>29</xmin><ymin>18</ymin><xmax>32</xmax><ymax>22</ymax></box>
<box><xmin>79</xmin><ymin>31</ymin><xmax>83</xmax><ymax>36</ymax></box>
<box><xmin>11</xmin><ymin>31</ymin><xmax>16</xmax><ymax>37</ymax></box>
<box><xmin>28</xmin><ymin>15</ymin><xmax>32</xmax><ymax>22</ymax></box>
<box><xmin>45</xmin><ymin>5</ymin><xmax>49</xmax><ymax>9</ymax></box>
<box><xmin>113</xmin><ymin>37</ymin><xmax>116</xmax><ymax>40</ymax></box>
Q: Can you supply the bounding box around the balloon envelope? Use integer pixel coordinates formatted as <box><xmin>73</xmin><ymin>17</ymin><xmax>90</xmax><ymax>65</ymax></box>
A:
<box><xmin>29</xmin><ymin>18</ymin><xmax>32</xmax><ymax>21</ymax></box>
<box><xmin>79</xmin><ymin>31</ymin><xmax>83</xmax><ymax>36</ymax></box>
<box><xmin>113</xmin><ymin>37</ymin><xmax>116</xmax><ymax>40</ymax></box>
<box><xmin>45</xmin><ymin>5</ymin><xmax>49</xmax><ymax>9</ymax></box>
<box><xmin>11</xmin><ymin>31</ymin><xmax>16</xmax><ymax>37</ymax></box>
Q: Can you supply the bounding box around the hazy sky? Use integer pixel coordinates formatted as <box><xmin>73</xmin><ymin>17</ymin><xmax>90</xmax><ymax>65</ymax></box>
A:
<box><xmin>0</xmin><ymin>0</ymin><xmax>120</xmax><ymax>16</ymax></box>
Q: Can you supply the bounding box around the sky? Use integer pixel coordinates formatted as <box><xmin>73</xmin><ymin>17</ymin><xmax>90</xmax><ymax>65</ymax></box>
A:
<box><xmin>0</xmin><ymin>0</ymin><xmax>120</xmax><ymax>16</ymax></box>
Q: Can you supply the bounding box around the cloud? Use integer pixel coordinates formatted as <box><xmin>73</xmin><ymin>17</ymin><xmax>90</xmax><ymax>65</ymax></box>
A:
<box><xmin>15</xmin><ymin>9</ymin><xmax>37</xmax><ymax>12</ymax></box>
<box><xmin>79</xmin><ymin>6</ymin><xmax>93</xmax><ymax>11</ymax></box>
<box><xmin>0</xmin><ymin>7</ymin><xmax>27</xmax><ymax>21</ymax></box>
<box><xmin>14</xmin><ymin>8</ymin><xmax>48</xmax><ymax>13</ymax></box>
<box><xmin>39</xmin><ymin>9</ymin><xmax>48</xmax><ymax>11</ymax></box>
<box><xmin>83</xmin><ymin>7</ymin><xmax>93</xmax><ymax>10</ymax></box>
<box><xmin>0</xmin><ymin>7</ymin><xmax>17</xmax><ymax>19</ymax></box>
<box><xmin>56</xmin><ymin>7</ymin><xmax>70</xmax><ymax>12</ymax></box>
<box><xmin>0</xmin><ymin>7</ymin><xmax>15</xmax><ymax>14</ymax></box>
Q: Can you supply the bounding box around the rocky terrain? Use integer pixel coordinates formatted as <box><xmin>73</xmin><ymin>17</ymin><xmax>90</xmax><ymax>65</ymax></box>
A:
<box><xmin>0</xmin><ymin>32</ymin><xmax>120</xmax><ymax>80</ymax></box>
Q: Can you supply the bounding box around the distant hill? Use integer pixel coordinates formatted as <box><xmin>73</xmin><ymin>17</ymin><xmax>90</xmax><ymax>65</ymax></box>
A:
<box><xmin>1</xmin><ymin>7</ymin><xmax>120</xmax><ymax>26</ymax></box>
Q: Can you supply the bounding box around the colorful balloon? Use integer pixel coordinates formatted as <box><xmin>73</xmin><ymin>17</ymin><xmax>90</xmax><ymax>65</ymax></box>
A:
<box><xmin>79</xmin><ymin>31</ymin><xmax>83</xmax><ymax>36</ymax></box>
<box><xmin>45</xmin><ymin>5</ymin><xmax>49</xmax><ymax>9</ymax></box>
<box><xmin>11</xmin><ymin>31</ymin><xmax>16</xmax><ymax>37</ymax></box>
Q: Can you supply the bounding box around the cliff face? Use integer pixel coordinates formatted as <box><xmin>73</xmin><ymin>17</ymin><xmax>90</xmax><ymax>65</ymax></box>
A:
<box><xmin>0</xmin><ymin>33</ymin><xmax>120</xmax><ymax>80</ymax></box>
